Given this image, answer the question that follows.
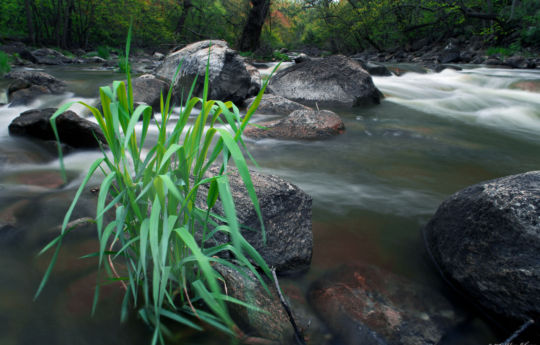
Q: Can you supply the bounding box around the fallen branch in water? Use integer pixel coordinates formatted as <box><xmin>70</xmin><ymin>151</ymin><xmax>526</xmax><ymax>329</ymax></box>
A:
<box><xmin>271</xmin><ymin>268</ymin><xmax>306</xmax><ymax>345</ymax></box>
<box><xmin>504</xmin><ymin>319</ymin><xmax>535</xmax><ymax>344</ymax></box>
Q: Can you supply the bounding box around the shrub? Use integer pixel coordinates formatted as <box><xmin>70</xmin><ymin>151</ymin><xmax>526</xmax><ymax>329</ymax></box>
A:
<box><xmin>0</xmin><ymin>51</ymin><xmax>11</xmax><ymax>75</ymax></box>
<box><xmin>37</xmin><ymin>27</ymin><xmax>273</xmax><ymax>345</ymax></box>
<box><xmin>118</xmin><ymin>53</ymin><xmax>131</xmax><ymax>73</ymax></box>
<box><xmin>97</xmin><ymin>45</ymin><xmax>110</xmax><ymax>59</ymax></box>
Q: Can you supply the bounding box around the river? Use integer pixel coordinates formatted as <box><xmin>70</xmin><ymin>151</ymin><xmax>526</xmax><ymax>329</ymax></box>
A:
<box><xmin>1</xmin><ymin>64</ymin><xmax>539</xmax><ymax>344</ymax></box>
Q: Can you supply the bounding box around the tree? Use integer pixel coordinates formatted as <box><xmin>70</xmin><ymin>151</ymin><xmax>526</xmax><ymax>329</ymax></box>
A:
<box><xmin>238</xmin><ymin>0</ymin><xmax>271</xmax><ymax>51</ymax></box>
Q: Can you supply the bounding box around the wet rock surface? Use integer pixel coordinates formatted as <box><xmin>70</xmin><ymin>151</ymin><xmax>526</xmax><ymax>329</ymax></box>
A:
<box><xmin>244</xmin><ymin>94</ymin><xmax>311</xmax><ymax>115</ymax></box>
<box><xmin>309</xmin><ymin>263</ymin><xmax>465</xmax><ymax>345</ymax></box>
<box><xmin>131</xmin><ymin>75</ymin><xmax>170</xmax><ymax>112</ymax></box>
<box><xmin>268</xmin><ymin>55</ymin><xmax>382</xmax><ymax>107</ymax></box>
<box><xmin>244</xmin><ymin>108</ymin><xmax>345</xmax><ymax>140</ymax></box>
<box><xmin>198</xmin><ymin>167</ymin><xmax>313</xmax><ymax>274</ymax></box>
<box><xmin>5</xmin><ymin>70</ymin><xmax>67</xmax><ymax>106</ymax></box>
<box><xmin>214</xmin><ymin>264</ymin><xmax>331</xmax><ymax>345</ymax></box>
<box><xmin>424</xmin><ymin>171</ymin><xmax>540</xmax><ymax>322</ymax></box>
<box><xmin>155</xmin><ymin>40</ymin><xmax>260</xmax><ymax>104</ymax></box>
<box><xmin>9</xmin><ymin>108</ymin><xmax>106</xmax><ymax>149</ymax></box>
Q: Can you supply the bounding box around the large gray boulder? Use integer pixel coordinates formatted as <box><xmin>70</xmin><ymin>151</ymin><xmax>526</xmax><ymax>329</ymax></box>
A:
<box><xmin>9</xmin><ymin>108</ymin><xmax>106</xmax><ymax>149</ymax></box>
<box><xmin>6</xmin><ymin>70</ymin><xmax>67</xmax><ymax>106</ymax></box>
<box><xmin>131</xmin><ymin>75</ymin><xmax>170</xmax><ymax>112</ymax></box>
<box><xmin>30</xmin><ymin>48</ymin><xmax>73</xmax><ymax>65</ymax></box>
<box><xmin>244</xmin><ymin>108</ymin><xmax>345</xmax><ymax>140</ymax></box>
<box><xmin>199</xmin><ymin>167</ymin><xmax>312</xmax><ymax>274</ymax></box>
<box><xmin>155</xmin><ymin>40</ymin><xmax>260</xmax><ymax>104</ymax></box>
<box><xmin>268</xmin><ymin>55</ymin><xmax>382</xmax><ymax>107</ymax></box>
<box><xmin>309</xmin><ymin>263</ymin><xmax>464</xmax><ymax>345</ymax></box>
<box><xmin>424</xmin><ymin>171</ymin><xmax>540</xmax><ymax>322</ymax></box>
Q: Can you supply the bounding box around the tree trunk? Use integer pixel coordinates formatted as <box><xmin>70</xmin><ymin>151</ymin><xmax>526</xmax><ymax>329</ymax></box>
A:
<box><xmin>509</xmin><ymin>0</ymin><xmax>519</xmax><ymax>21</ymax></box>
<box><xmin>175</xmin><ymin>0</ymin><xmax>193</xmax><ymax>41</ymax></box>
<box><xmin>24</xmin><ymin>0</ymin><xmax>36</xmax><ymax>46</ymax></box>
<box><xmin>238</xmin><ymin>0</ymin><xmax>271</xmax><ymax>52</ymax></box>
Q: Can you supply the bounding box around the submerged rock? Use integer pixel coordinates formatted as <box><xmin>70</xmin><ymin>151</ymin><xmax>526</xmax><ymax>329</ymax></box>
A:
<box><xmin>511</xmin><ymin>81</ymin><xmax>540</xmax><ymax>93</ymax></box>
<box><xmin>244</xmin><ymin>94</ymin><xmax>311</xmax><ymax>115</ymax></box>
<box><xmin>214</xmin><ymin>264</ymin><xmax>331</xmax><ymax>345</ymax></box>
<box><xmin>155</xmin><ymin>40</ymin><xmax>260</xmax><ymax>104</ymax></box>
<box><xmin>6</xmin><ymin>70</ymin><xmax>67</xmax><ymax>106</ymax></box>
<box><xmin>268</xmin><ymin>55</ymin><xmax>382</xmax><ymax>107</ymax></box>
<box><xmin>9</xmin><ymin>108</ymin><xmax>106</xmax><ymax>149</ymax></box>
<box><xmin>199</xmin><ymin>167</ymin><xmax>313</xmax><ymax>274</ymax></box>
<box><xmin>309</xmin><ymin>263</ymin><xmax>464</xmax><ymax>345</ymax></box>
<box><xmin>244</xmin><ymin>108</ymin><xmax>345</xmax><ymax>140</ymax></box>
<box><xmin>424</xmin><ymin>171</ymin><xmax>540</xmax><ymax>322</ymax></box>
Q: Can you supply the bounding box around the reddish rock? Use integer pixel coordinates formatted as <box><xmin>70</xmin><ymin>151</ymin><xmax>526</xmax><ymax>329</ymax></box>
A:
<box><xmin>245</xmin><ymin>109</ymin><xmax>345</xmax><ymax>140</ymax></box>
<box><xmin>308</xmin><ymin>263</ymin><xmax>464</xmax><ymax>345</ymax></box>
<box><xmin>511</xmin><ymin>81</ymin><xmax>540</xmax><ymax>93</ymax></box>
<box><xmin>5</xmin><ymin>170</ymin><xmax>66</xmax><ymax>189</ymax></box>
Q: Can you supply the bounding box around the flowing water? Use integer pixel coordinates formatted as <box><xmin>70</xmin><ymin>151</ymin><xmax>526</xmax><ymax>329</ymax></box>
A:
<box><xmin>1</xmin><ymin>64</ymin><xmax>540</xmax><ymax>344</ymax></box>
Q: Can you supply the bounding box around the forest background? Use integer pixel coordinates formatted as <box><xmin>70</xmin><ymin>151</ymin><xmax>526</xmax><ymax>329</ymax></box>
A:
<box><xmin>0</xmin><ymin>0</ymin><xmax>539</xmax><ymax>58</ymax></box>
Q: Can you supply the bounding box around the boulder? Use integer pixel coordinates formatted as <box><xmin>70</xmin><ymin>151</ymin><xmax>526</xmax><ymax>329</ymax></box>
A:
<box><xmin>83</xmin><ymin>56</ymin><xmax>106</xmax><ymax>64</ymax></box>
<box><xmin>155</xmin><ymin>40</ymin><xmax>259</xmax><ymax>104</ymax></box>
<box><xmin>30</xmin><ymin>48</ymin><xmax>73</xmax><ymax>65</ymax></box>
<box><xmin>244</xmin><ymin>94</ymin><xmax>311</xmax><ymax>115</ymax></box>
<box><xmin>268</xmin><ymin>55</ymin><xmax>382</xmax><ymax>107</ymax></box>
<box><xmin>363</xmin><ymin>62</ymin><xmax>392</xmax><ymax>76</ymax></box>
<box><xmin>213</xmin><ymin>264</ymin><xmax>331</xmax><ymax>345</ymax></box>
<box><xmin>6</xmin><ymin>70</ymin><xmax>66</xmax><ymax>94</ymax></box>
<box><xmin>423</xmin><ymin>171</ymin><xmax>540</xmax><ymax>321</ymax></box>
<box><xmin>511</xmin><ymin>81</ymin><xmax>540</xmax><ymax>93</ymax></box>
<box><xmin>439</xmin><ymin>49</ymin><xmax>461</xmax><ymax>64</ymax></box>
<box><xmin>213</xmin><ymin>263</ymin><xmax>294</xmax><ymax>343</ymax></box>
<box><xmin>9</xmin><ymin>108</ymin><xmax>106</xmax><ymax>149</ymax></box>
<box><xmin>199</xmin><ymin>167</ymin><xmax>312</xmax><ymax>274</ymax></box>
<box><xmin>485</xmin><ymin>57</ymin><xmax>503</xmax><ymax>66</ymax></box>
<box><xmin>309</xmin><ymin>263</ymin><xmax>464</xmax><ymax>345</ymax></box>
<box><xmin>6</xmin><ymin>70</ymin><xmax>66</xmax><ymax>106</ymax></box>
<box><xmin>244</xmin><ymin>108</ymin><xmax>345</xmax><ymax>140</ymax></box>
<box><xmin>244</xmin><ymin>62</ymin><xmax>262</xmax><ymax>99</ymax></box>
<box><xmin>131</xmin><ymin>75</ymin><xmax>170</xmax><ymax>112</ymax></box>
<box><xmin>294</xmin><ymin>53</ymin><xmax>311</xmax><ymax>64</ymax></box>
<box><xmin>504</xmin><ymin>56</ymin><xmax>535</xmax><ymax>69</ymax></box>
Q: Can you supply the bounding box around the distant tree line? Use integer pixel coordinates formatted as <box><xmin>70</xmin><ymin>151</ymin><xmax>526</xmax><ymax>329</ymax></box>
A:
<box><xmin>0</xmin><ymin>0</ymin><xmax>538</xmax><ymax>53</ymax></box>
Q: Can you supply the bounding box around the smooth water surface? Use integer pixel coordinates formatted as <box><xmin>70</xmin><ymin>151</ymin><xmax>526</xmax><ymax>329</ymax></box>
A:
<box><xmin>1</xmin><ymin>65</ymin><xmax>539</xmax><ymax>344</ymax></box>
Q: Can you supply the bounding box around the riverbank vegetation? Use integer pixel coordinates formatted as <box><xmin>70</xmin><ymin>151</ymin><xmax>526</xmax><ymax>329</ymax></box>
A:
<box><xmin>36</xmin><ymin>30</ymin><xmax>275</xmax><ymax>344</ymax></box>
<box><xmin>0</xmin><ymin>0</ymin><xmax>538</xmax><ymax>55</ymax></box>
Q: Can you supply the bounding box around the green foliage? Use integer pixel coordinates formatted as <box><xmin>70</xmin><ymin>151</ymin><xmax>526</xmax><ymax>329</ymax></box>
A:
<box><xmin>97</xmin><ymin>46</ymin><xmax>110</xmax><ymax>59</ymax></box>
<box><xmin>486</xmin><ymin>46</ymin><xmax>513</xmax><ymax>57</ymax></box>
<box><xmin>37</xmin><ymin>29</ymin><xmax>273</xmax><ymax>345</ymax></box>
<box><xmin>0</xmin><ymin>51</ymin><xmax>11</xmax><ymax>75</ymax></box>
<box><xmin>272</xmin><ymin>51</ymin><xmax>290</xmax><ymax>61</ymax></box>
<box><xmin>117</xmin><ymin>54</ymin><xmax>131</xmax><ymax>73</ymax></box>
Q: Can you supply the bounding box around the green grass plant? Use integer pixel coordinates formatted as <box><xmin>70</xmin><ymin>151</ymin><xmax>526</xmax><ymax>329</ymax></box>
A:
<box><xmin>97</xmin><ymin>45</ymin><xmax>111</xmax><ymax>59</ymax></box>
<box><xmin>118</xmin><ymin>53</ymin><xmax>131</xmax><ymax>73</ymax></box>
<box><xmin>36</xmin><ymin>26</ymin><xmax>273</xmax><ymax>345</ymax></box>
<box><xmin>0</xmin><ymin>51</ymin><xmax>11</xmax><ymax>75</ymax></box>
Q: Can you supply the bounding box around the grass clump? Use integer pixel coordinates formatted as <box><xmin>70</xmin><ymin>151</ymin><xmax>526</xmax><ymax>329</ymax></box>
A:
<box><xmin>0</xmin><ymin>51</ymin><xmax>11</xmax><ymax>75</ymax></box>
<box><xmin>37</xmin><ymin>27</ymin><xmax>273</xmax><ymax>345</ymax></box>
<box><xmin>97</xmin><ymin>45</ymin><xmax>111</xmax><ymax>59</ymax></box>
<box><xmin>118</xmin><ymin>53</ymin><xmax>131</xmax><ymax>73</ymax></box>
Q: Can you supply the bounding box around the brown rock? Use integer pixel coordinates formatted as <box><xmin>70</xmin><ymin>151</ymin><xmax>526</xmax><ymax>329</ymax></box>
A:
<box><xmin>309</xmin><ymin>263</ymin><xmax>464</xmax><ymax>345</ymax></box>
<box><xmin>245</xmin><ymin>109</ymin><xmax>345</xmax><ymax>140</ymax></box>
